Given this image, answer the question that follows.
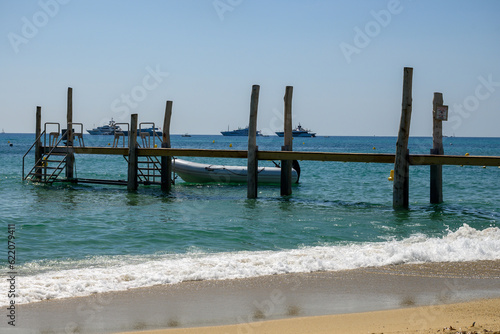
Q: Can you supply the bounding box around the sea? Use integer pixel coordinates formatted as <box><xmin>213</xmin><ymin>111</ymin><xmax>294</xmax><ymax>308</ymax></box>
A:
<box><xmin>1</xmin><ymin>133</ymin><xmax>499</xmax><ymax>306</ymax></box>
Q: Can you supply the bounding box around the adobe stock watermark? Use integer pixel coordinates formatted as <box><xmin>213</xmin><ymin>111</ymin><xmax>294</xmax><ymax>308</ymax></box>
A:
<box><xmin>408</xmin><ymin>278</ymin><xmax>465</xmax><ymax>331</ymax></box>
<box><xmin>260</xmin><ymin>107</ymin><xmax>284</xmax><ymax>137</ymax></box>
<box><xmin>65</xmin><ymin>292</ymin><xmax>113</xmax><ymax>333</ymax></box>
<box><xmin>448</xmin><ymin>74</ymin><xmax>500</xmax><ymax>130</ymax></box>
<box><xmin>235</xmin><ymin>289</ymin><xmax>285</xmax><ymax>334</ymax></box>
<box><xmin>7</xmin><ymin>0</ymin><xmax>71</xmax><ymax>54</ymax></box>
<box><xmin>213</xmin><ymin>0</ymin><xmax>243</xmax><ymax>21</ymax></box>
<box><xmin>231</xmin><ymin>279</ymin><xmax>302</xmax><ymax>334</ymax></box>
<box><xmin>110</xmin><ymin>65</ymin><xmax>169</xmax><ymax>123</ymax></box>
<box><xmin>339</xmin><ymin>0</ymin><xmax>403</xmax><ymax>64</ymax></box>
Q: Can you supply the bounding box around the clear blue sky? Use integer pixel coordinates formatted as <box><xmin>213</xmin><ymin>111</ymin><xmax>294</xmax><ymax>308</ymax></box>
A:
<box><xmin>1</xmin><ymin>0</ymin><xmax>499</xmax><ymax>136</ymax></box>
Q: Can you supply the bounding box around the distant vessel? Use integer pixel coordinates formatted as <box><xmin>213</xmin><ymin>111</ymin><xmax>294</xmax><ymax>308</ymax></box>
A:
<box><xmin>276</xmin><ymin>124</ymin><xmax>316</xmax><ymax>137</ymax></box>
<box><xmin>122</xmin><ymin>126</ymin><xmax>162</xmax><ymax>137</ymax></box>
<box><xmin>1</xmin><ymin>128</ymin><xmax>5</xmax><ymax>134</ymax></box>
<box><xmin>221</xmin><ymin>126</ymin><xmax>262</xmax><ymax>136</ymax></box>
<box><xmin>181</xmin><ymin>133</ymin><xmax>191</xmax><ymax>137</ymax></box>
<box><xmin>87</xmin><ymin>119</ymin><xmax>121</xmax><ymax>135</ymax></box>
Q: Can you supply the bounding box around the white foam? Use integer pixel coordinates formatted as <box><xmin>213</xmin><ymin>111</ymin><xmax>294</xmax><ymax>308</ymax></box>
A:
<box><xmin>2</xmin><ymin>224</ymin><xmax>499</xmax><ymax>305</ymax></box>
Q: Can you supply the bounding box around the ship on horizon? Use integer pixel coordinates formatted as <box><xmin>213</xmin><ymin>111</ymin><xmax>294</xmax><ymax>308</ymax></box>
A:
<box><xmin>276</xmin><ymin>124</ymin><xmax>316</xmax><ymax>137</ymax></box>
<box><xmin>87</xmin><ymin>119</ymin><xmax>162</xmax><ymax>136</ymax></box>
<box><xmin>87</xmin><ymin>119</ymin><xmax>121</xmax><ymax>135</ymax></box>
<box><xmin>221</xmin><ymin>125</ymin><xmax>262</xmax><ymax>137</ymax></box>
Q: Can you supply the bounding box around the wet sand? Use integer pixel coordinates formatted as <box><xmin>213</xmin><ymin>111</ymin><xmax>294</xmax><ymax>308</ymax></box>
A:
<box><xmin>118</xmin><ymin>298</ymin><xmax>500</xmax><ymax>334</ymax></box>
<box><xmin>11</xmin><ymin>260</ymin><xmax>500</xmax><ymax>334</ymax></box>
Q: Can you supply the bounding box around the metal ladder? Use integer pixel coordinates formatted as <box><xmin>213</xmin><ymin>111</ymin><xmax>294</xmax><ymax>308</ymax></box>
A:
<box><xmin>137</xmin><ymin>155</ymin><xmax>163</xmax><ymax>184</ymax></box>
<box><xmin>23</xmin><ymin>129</ymin><xmax>68</xmax><ymax>184</ymax></box>
<box><xmin>123</xmin><ymin>124</ymin><xmax>164</xmax><ymax>185</ymax></box>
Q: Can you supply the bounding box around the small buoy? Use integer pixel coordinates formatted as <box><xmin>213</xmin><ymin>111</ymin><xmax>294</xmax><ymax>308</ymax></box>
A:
<box><xmin>7</xmin><ymin>141</ymin><xmax>10</xmax><ymax>143</ymax></box>
<box><xmin>302</xmin><ymin>142</ymin><xmax>305</xmax><ymax>145</ymax></box>
<box><xmin>212</xmin><ymin>140</ymin><xmax>215</xmax><ymax>143</ymax></box>
<box><xmin>373</xmin><ymin>147</ymin><xmax>376</xmax><ymax>150</ymax></box>
<box><xmin>154</xmin><ymin>144</ymin><xmax>157</xmax><ymax>148</ymax></box>
<box><xmin>465</xmin><ymin>152</ymin><xmax>469</xmax><ymax>156</ymax></box>
<box><xmin>108</xmin><ymin>143</ymin><xmax>111</xmax><ymax>146</ymax></box>
<box><xmin>388</xmin><ymin>169</ymin><xmax>394</xmax><ymax>181</ymax></box>
<box><xmin>229</xmin><ymin>143</ymin><xmax>232</xmax><ymax>147</ymax></box>
<box><xmin>482</xmin><ymin>166</ymin><xmax>486</xmax><ymax>169</ymax></box>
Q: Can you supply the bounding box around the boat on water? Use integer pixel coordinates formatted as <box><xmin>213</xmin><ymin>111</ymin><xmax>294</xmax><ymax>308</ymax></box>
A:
<box><xmin>173</xmin><ymin>158</ymin><xmax>299</xmax><ymax>184</ymax></box>
<box><xmin>221</xmin><ymin>126</ymin><xmax>262</xmax><ymax>137</ymax></box>
<box><xmin>122</xmin><ymin>126</ymin><xmax>162</xmax><ymax>137</ymax></box>
<box><xmin>181</xmin><ymin>133</ymin><xmax>191</xmax><ymax>137</ymax></box>
<box><xmin>87</xmin><ymin>119</ymin><xmax>122</xmax><ymax>135</ymax></box>
<box><xmin>276</xmin><ymin>124</ymin><xmax>316</xmax><ymax>137</ymax></box>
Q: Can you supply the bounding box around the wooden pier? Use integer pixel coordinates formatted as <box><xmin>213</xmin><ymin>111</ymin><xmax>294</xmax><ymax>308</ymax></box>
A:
<box><xmin>23</xmin><ymin>68</ymin><xmax>500</xmax><ymax>209</ymax></box>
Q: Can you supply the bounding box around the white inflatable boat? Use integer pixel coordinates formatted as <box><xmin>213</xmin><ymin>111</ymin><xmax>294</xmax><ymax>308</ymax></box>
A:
<box><xmin>173</xmin><ymin>158</ymin><xmax>299</xmax><ymax>184</ymax></box>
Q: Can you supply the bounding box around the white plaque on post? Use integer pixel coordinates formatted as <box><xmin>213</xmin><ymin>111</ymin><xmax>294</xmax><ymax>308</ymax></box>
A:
<box><xmin>435</xmin><ymin>105</ymin><xmax>448</xmax><ymax>121</ymax></box>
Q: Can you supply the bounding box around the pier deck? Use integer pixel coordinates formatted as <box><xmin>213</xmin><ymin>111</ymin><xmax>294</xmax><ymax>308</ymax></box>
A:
<box><xmin>24</xmin><ymin>68</ymin><xmax>500</xmax><ymax>208</ymax></box>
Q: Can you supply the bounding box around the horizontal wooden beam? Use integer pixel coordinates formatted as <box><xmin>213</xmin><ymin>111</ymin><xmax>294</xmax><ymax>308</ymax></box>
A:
<box><xmin>139</xmin><ymin>148</ymin><xmax>248</xmax><ymax>158</ymax></box>
<box><xmin>258</xmin><ymin>151</ymin><xmax>395</xmax><ymax>163</ymax></box>
<box><xmin>409</xmin><ymin>154</ymin><xmax>500</xmax><ymax>166</ymax></box>
<box><xmin>47</xmin><ymin>147</ymin><xmax>500</xmax><ymax>166</ymax></box>
<box><xmin>52</xmin><ymin>147</ymin><xmax>130</xmax><ymax>155</ymax></box>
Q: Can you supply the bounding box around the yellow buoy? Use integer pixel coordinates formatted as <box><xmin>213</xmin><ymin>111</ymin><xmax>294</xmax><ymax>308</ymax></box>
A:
<box><xmin>388</xmin><ymin>169</ymin><xmax>394</xmax><ymax>181</ymax></box>
<box><xmin>465</xmin><ymin>153</ymin><xmax>469</xmax><ymax>156</ymax></box>
<box><xmin>154</xmin><ymin>144</ymin><xmax>157</xmax><ymax>148</ymax></box>
<box><xmin>108</xmin><ymin>143</ymin><xmax>111</xmax><ymax>146</ymax></box>
<box><xmin>373</xmin><ymin>147</ymin><xmax>376</xmax><ymax>150</ymax></box>
<box><xmin>212</xmin><ymin>140</ymin><xmax>215</xmax><ymax>143</ymax></box>
<box><xmin>229</xmin><ymin>143</ymin><xmax>232</xmax><ymax>147</ymax></box>
<box><xmin>303</xmin><ymin>142</ymin><xmax>305</xmax><ymax>145</ymax></box>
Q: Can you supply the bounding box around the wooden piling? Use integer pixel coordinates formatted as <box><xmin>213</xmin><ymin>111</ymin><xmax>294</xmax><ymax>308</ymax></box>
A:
<box><xmin>247</xmin><ymin>85</ymin><xmax>260</xmax><ymax>199</ymax></box>
<box><xmin>127</xmin><ymin>114</ymin><xmax>139</xmax><ymax>191</ymax></box>
<box><xmin>281</xmin><ymin>86</ymin><xmax>293</xmax><ymax>196</ymax></box>
<box><xmin>65</xmin><ymin>87</ymin><xmax>75</xmax><ymax>180</ymax></box>
<box><xmin>430</xmin><ymin>92</ymin><xmax>444</xmax><ymax>204</ymax></box>
<box><xmin>161</xmin><ymin>101</ymin><xmax>173</xmax><ymax>192</ymax></box>
<box><xmin>34</xmin><ymin>106</ymin><xmax>42</xmax><ymax>181</ymax></box>
<box><xmin>393</xmin><ymin>67</ymin><xmax>413</xmax><ymax>209</ymax></box>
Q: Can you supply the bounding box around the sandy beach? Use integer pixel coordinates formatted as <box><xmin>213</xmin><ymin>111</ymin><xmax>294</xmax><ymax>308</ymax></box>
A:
<box><xmin>12</xmin><ymin>260</ymin><xmax>500</xmax><ymax>334</ymax></box>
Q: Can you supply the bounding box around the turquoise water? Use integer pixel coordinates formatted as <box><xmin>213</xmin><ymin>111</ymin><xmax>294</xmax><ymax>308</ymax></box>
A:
<box><xmin>1</xmin><ymin>134</ymin><xmax>499</xmax><ymax>304</ymax></box>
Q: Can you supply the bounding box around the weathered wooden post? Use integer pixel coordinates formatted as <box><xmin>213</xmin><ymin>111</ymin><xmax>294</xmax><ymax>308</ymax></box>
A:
<box><xmin>127</xmin><ymin>113</ymin><xmax>139</xmax><ymax>191</ymax></box>
<box><xmin>161</xmin><ymin>101</ymin><xmax>173</xmax><ymax>192</ymax></box>
<box><xmin>247</xmin><ymin>85</ymin><xmax>260</xmax><ymax>199</ymax></box>
<box><xmin>430</xmin><ymin>92</ymin><xmax>446</xmax><ymax>204</ymax></box>
<box><xmin>34</xmin><ymin>106</ymin><xmax>42</xmax><ymax>181</ymax></box>
<box><xmin>281</xmin><ymin>86</ymin><xmax>293</xmax><ymax>196</ymax></box>
<box><xmin>393</xmin><ymin>67</ymin><xmax>413</xmax><ymax>209</ymax></box>
<box><xmin>65</xmin><ymin>87</ymin><xmax>75</xmax><ymax>180</ymax></box>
